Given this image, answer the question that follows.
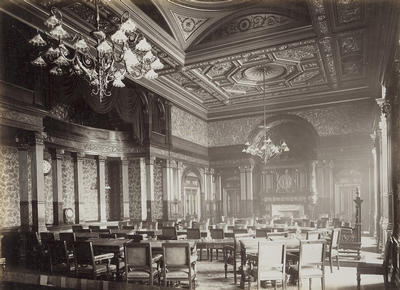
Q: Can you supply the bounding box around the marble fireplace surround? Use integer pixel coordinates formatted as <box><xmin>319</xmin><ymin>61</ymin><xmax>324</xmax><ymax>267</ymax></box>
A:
<box><xmin>271</xmin><ymin>204</ymin><xmax>305</xmax><ymax>218</ymax></box>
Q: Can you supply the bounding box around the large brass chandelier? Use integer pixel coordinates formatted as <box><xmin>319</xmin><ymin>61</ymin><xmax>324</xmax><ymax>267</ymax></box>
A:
<box><xmin>29</xmin><ymin>0</ymin><xmax>163</xmax><ymax>102</ymax></box>
<box><xmin>242</xmin><ymin>67</ymin><xmax>289</xmax><ymax>164</ymax></box>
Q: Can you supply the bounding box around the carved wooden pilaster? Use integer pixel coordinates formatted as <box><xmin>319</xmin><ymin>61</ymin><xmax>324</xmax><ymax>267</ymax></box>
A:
<box><xmin>73</xmin><ymin>152</ymin><xmax>85</xmax><ymax>223</ymax></box>
<box><xmin>97</xmin><ymin>155</ymin><xmax>107</xmax><ymax>222</ymax></box>
<box><xmin>145</xmin><ymin>156</ymin><xmax>156</xmax><ymax>221</ymax></box>
<box><xmin>120</xmin><ymin>157</ymin><xmax>130</xmax><ymax>220</ymax></box>
<box><xmin>17</xmin><ymin>133</ymin><xmax>30</xmax><ymax>231</ymax></box>
<box><xmin>30</xmin><ymin>132</ymin><xmax>46</xmax><ymax>232</ymax></box>
<box><xmin>52</xmin><ymin>149</ymin><xmax>64</xmax><ymax>225</ymax></box>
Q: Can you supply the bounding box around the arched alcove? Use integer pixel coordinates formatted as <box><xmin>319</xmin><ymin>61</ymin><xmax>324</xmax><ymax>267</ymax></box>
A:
<box><xmin>181</xmin><ymin>167</ymin><xmax>203</xmax><ymax>220</ymax></box>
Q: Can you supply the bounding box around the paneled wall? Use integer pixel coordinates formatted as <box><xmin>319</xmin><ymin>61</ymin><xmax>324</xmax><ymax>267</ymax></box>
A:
<box><xmin>153</xmin><ymin>161</ymin><xmax>164</xmax><ymax>220</ymax></box>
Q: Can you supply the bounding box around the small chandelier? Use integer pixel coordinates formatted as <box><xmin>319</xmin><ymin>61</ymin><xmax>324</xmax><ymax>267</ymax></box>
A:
<box><xmin>242</xmin><ymin>66</ymin><xmax>289</xmax><ymax>164</ymax></box>
<box><xmin>29</xmin><ymin>0</ymin><xmax>163</xmax><ymax>102</ymax></box>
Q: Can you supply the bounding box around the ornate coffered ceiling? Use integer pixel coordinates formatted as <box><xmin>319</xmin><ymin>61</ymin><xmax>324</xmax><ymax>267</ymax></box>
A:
<box><xmin>0</xmin><ymin>0</ymin><xmax>396</xmax><ymax>120</ymax></box>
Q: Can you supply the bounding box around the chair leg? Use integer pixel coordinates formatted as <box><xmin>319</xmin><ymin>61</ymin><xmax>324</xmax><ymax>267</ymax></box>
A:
<box><xmin>309</xmin><ymin>278</ymin><xmax>312</xmax><ymax>290</ymax></box>
<box><xmin>329</xmin><ymin>255</ymin><xmax>333</xmax><ymax>273</ymax></box>
<box><xmin>274</xmin><ymin>280</ymin><xmax>277</xmax><ymax>290</ymax></box>
<box><xmin>200</xmin><ymin>248</ymin><xmax>202</xmax><ymax>261</ymax></box>
<box><xmin>298</xmin><ymin>279</ymin><xmax>301</xmax><ymax>290</ymax></box>
<box><xmin>189</xmin><ymin>277</ymin><xmax>192</xmax><ymax>290</ymax></box>
<box><xmin>336</xmin><ymin>254</ymin><xmax>340</xmax><ymax>270</ymax></box>
<box><xmin>321</xmin><ymin>277</ymin><xmax>325</xmax><ymax>290</ymax></box>
<box><xmin>234</xmin><ymin>263</ymin><xmax>237</xmax><ymax>285</ymax></box>
<box><xmin>356</xmin><ymin>272</ymin><xmax>361</xmax><ymax>289</ymax></box>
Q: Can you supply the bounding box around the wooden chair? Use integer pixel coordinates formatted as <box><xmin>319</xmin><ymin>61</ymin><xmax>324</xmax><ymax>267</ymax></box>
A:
<box><xmin>48</xmin><ymin>240</ymin><xmax>74</xmax><ymax>275</ymax></box>
<box><xmin>356</xmin><ymin>238</ymin><xmax>391</xmax><ymax>289</ymax></box>
<box><xmin>107</xmin><ymin>226</ymin><xmax>119</xmax><ymax>230</ymax></box>
<box><xmin>223</xmin><ymin>238</ymin><xmax>240</xmax><ymax>285</ymax></box>
<box><xmin>295</xmin><ymin>240</ymin><xmax>326</xmax><ymax>290</ymax></box>
<box><xmin>59</xmin><ymin>232</ymin><xmax>76</xmax><ymax>256</ymax></box>
<box><xmin>124</xmin><ymin>242</ymin><xmax>160</xmax><ymax>285</ymax></box>
<box><xmin>40</xmin><ymin>232</ymin><xmax>55</xmax><ymax>249</ymax></box>
<box><xmin>267</xmin><ymin>232</ymin><xmax>289</xmax><ymax>240</ymax></box>
<box><xmin>209</xmin><ymin>229</ymin><xmax>225</xmax><ymax>261</ymax></box>
<box><xmin>73</xmin><ymin>241</ymin><xmax>114</xmax><ymax>280</ymax></box>
<box><xmin>98</xmin><ymin>229</ymin><xmax>111</xmax><ymax>234</ymax></box>
<box><xmin>24</xmin><ymin>232</ymin><xmax>43</xmax><ymax>269</ymax></box>
<box><xmin>326</xmin><ymin>228</ymin><xmax>340</xmax><ymax>273</ymax></box>
<box><xmin>162</xmin><ymin>242</ymin><xmax>196</xmax><ymax>289</ymax></box>
<box><xmin>99</xmin><ymin>233</ymin><xmax>117</xmax><ymax>239</ymax></box>
<box><xmin>257</xmin><ymin>241</ymin><xmax>286</xmax><ymax>290</ymax></box>
<box><xmin>75</xmin><ymin>228</ymin><xmax>91</xmax><ymax>233</ymax></box>
<box><xmin>88</xmin><ymin>226</ymin><xmax>101</xmax><ymax>232</ymax></box>
<box><xmin>256</xmin><ymin>228</ymin><xmax>272</xmax><ymax>238</ymax></box>
<box><xmin>187</xmin><ymin>229</ymin><xmax>207</xmax><ymax>260</ymax></box>
<box><xmin>72</xmin><ymin>225</ymin><xmax>83</xmax><ymax>232</ymax></box>
<box><xmin>306</xmin><ymin>231</ymin><xmax>321</xmax><ymax>241</ymax></box>
<box><xmin>123</xmin><ymin>225</ymin><xmax>136</xmax><ymax>230</ymax></box>
<box><xmin>161</xmin><ymin>226</ymin><xmax>178</xmax><ymax>240</ymax></box>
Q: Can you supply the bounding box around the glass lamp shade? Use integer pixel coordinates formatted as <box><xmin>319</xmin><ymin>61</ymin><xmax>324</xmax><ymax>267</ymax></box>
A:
<box><xmin>136</xmin><ymin>38</ymin><xmax>151</xmax><ymax>51</ymax></box>
<box><xmin>29</xmin><ymin>34</ymin><xmax>47</xmax><ymax>47</ymax></box>
<box><xmin>96</xmin><ymin>40</ymin><xmax>112</xmax><ymax>54</ymax></box>
<box><xmin>45</xmin><ymin>15</ymin><xmax>60</xmax><ymax>28</ymax></box>
<box><xmin>151</xmin><ymin>58</ymin><xmax>164</xmax><ymax>70</ymax></box>
<box><xmin>111</xmin><ymin>29</ymin><xmax>128</xmax><ymax>44</ymax></box>
<box><xmin>31</xmin><ymin>56</ymin><xmax>47</xmax><ymax>67</ymax></box>
<box><xmin>74</xmin><ymin>39</ymin><xmax>89</xmax><ymax>52</ymax></box>
<box><xmin>120</xmin><ymin>18</ymin><xmax>137</xmax><ymax>32</ymax></box>
<box><xmin>112</xmin><ymin>78</ymin><xmax>125</xmax><ymax>87</ymax></box>
<box><xmin>50</xmin><ymin>25</ymin><xmax>70</xmax><ymax>39</ymax></box>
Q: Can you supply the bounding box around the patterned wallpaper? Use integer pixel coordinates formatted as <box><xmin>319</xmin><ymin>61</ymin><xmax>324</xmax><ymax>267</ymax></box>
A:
<box><xmin>82</xmin><ymin>158</ymin><xmax>99</xmax><ymax>221</ymax></box>
<box><xmin>44</xmin><ymin>171</ymin><xmax>53</xmax><ymax>224</ymax></box>
<box><xmin>207</xmin><ymin>102</ymin><xmax>374</xmax><ymax>147</ymax></box>
<box><xmin>0</xmin><ymin>146</ymin><xmax>20</xmax><ymax>228</ymax></box>
<box><xmin>171</xmin><ymin>106</ymin><xmax>208</xmax><ymax>147</ymax></box>
<box><xmin>62</xmin><ymin>154</ymin><xmax>75</xmax><ymax>221</ymax></box>
<box><xmin>294</xmin><ymin>102</ymin><xmax>374</xmax><ymax>136</ymax></box>
<box><xmin>128</xmin><ymin>160</ymin><xmax>142</xmax><ymax>220</ymax></box>
<box><xmin>208</xmin><ymin>115</ymin><xmax>263</xmax><ymax>147</ymax></box>
<box><xmin>153</xmin><ymin>162</ymin><xmax>164</xmax><ymax>220</ymax></box>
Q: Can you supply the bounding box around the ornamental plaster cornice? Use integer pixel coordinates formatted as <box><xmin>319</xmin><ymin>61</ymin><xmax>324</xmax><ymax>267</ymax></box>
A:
<box><xmin>113</xmin><ymin>0</ymin><xmax>184</xmax><ymax>63</ymax></box>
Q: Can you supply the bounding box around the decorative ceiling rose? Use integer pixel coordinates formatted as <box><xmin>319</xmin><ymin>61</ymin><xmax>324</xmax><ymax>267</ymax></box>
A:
<box><xmin>243</xmin><ymin>64</ymin><xmax>286</xmax><ymax>82</ymax></box>
<box><xmin>29</xmin><ymin>1</ymin><xmax>163</xmax><ymax>103</ymax></box>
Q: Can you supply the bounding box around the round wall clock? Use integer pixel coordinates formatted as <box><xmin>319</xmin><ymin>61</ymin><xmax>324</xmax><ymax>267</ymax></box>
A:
<box><xmin>43</xmin><ymin>159</ymin><xmax>51</xmax><ymax>175</ymax></box>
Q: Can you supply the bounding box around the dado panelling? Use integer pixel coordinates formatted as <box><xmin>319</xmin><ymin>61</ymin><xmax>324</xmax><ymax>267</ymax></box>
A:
<box><xmin>62</xmin><ymin>154</ymin><xmax>75</xmax><ymax>221</ymax></box>
<box><xmin>171</xmin><ymin>106</ymin><xmax>208</xmax><ymax>147</ymax></box>
<box><xmin>208</xmin><ymin>102</ymin><xmax>374</xmax><ymax>147</ymax></box>
<box><xmin>0</xmin><ymin>146</ymin><xmax>20</xmax><ymax>228</ymax></box>
<box><xmin>128</xmin><ymin>160</ymin><xmax>142</xmax><ymax>220</ymax></box>
<box><xmin>82</xmin><ymin>158</ymin><xmax>99</xmax><ymax>221</ymax></box>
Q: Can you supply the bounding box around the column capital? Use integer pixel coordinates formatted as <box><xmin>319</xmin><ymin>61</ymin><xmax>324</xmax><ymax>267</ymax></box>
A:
<box><xmin>120</xmin><ymin>157</ymin><xmax>129</xmax><ymax>166</ymax></box>
<box><xmin>52</xmin><ymin>149</ymin><xmax>65</xmax><ymax>160</ymax></box>
<box><xmin>97</xmin><ymin>155</ymin><xmax>107</xmax><ymax>162</ymax></box>
<box><xmin>145</xmin><ymin>156</ymin><xmax>156</xmax><ymax>165</ymax></box>
<box><xmin>73</xmin><ymin>151</ymin><xmax>85</xmax><ymax>161</ymax></box>
<box><xmin>32</xmin><ymin>132</ymin><xmax>45</xmax><ymax>145</ymax></box>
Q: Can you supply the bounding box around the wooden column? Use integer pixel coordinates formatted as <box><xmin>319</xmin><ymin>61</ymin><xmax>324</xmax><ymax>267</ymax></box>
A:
<box><xmin>120</xmin><ymin>157</ymin><xmax>130</xmax><ymax>220</ymax></box>
<box><xmin>145</xmin><ymin>156</ymin><xmax>155</xmax><ymax>221</ymax></box>
<box><xmin>139</xmin><ymin>157</ymin><xmax>147</xmax><ymax>221</ymax></box>
<box><xmin>52</xmin><ymin>149</ymin><xmax>64</xmax><ymax>225</ymax></box>
<box><xmin>97</xmin><ymin>155</ymin><xmax>107</xmax><ymax>222</ymax></box>
<box><xmin>30</xmin><ymin>132</ymin><xmax>46</xmax><ymax>232</ymax></box>
<box><xmin>73</xmin><ymin>152</ymin><xmax>85</xmax><ymax>223</ymax></box>
<box><xmin>17</xmin><ymin>137</ymin><xmax>30</xmax><ymax>231</ymax></box>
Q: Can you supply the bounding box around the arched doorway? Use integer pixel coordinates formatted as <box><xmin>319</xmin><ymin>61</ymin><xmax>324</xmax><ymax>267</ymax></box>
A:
<box><xmin>183</xmin><ymin>172</ymin><xmax>201</xmax><ymax>220</ymax></box>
